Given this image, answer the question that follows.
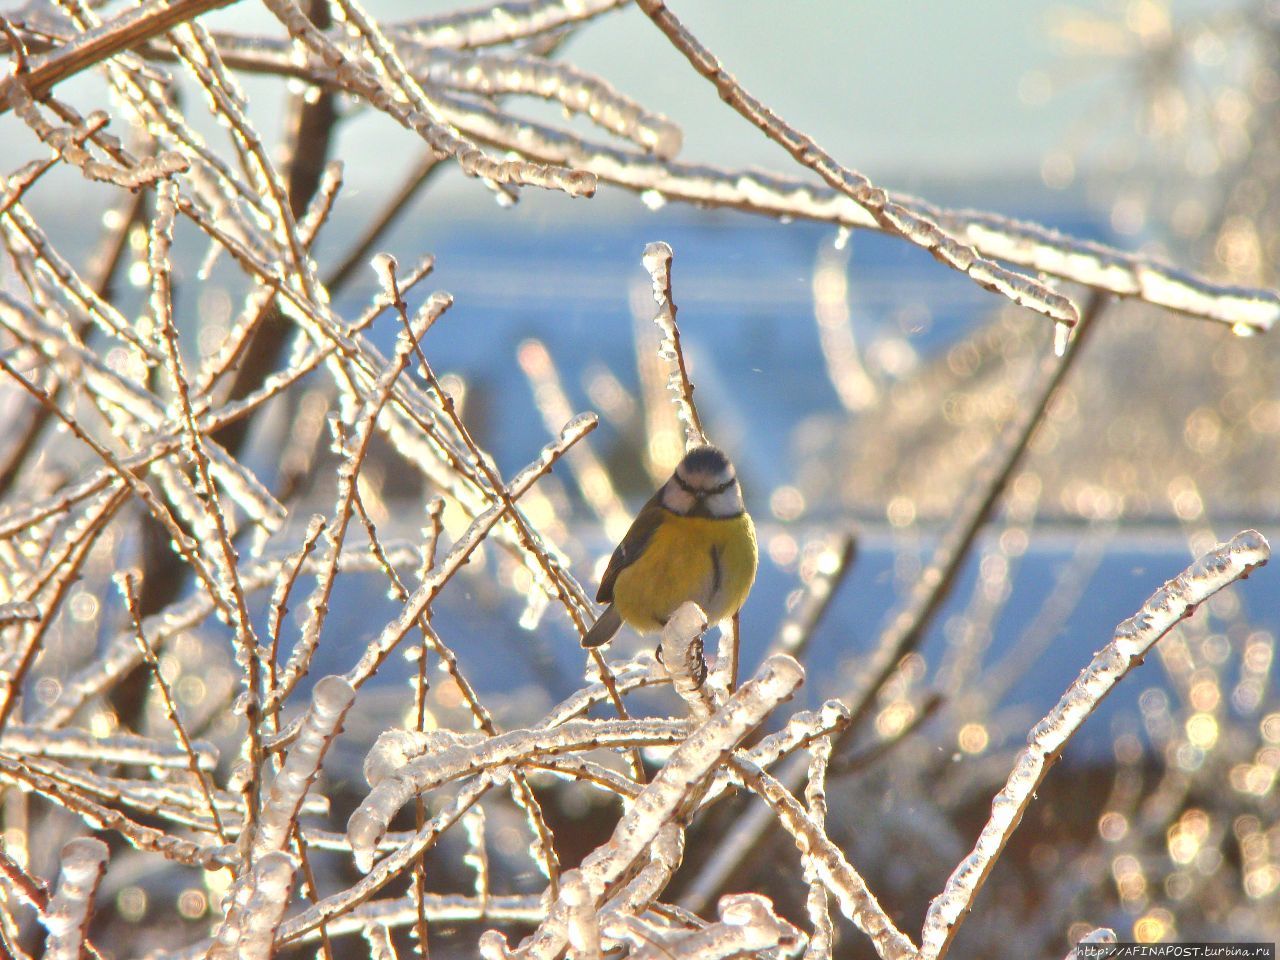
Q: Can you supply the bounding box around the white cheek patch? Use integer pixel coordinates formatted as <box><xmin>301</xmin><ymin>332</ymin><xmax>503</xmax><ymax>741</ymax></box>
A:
<box><xmin>705</xmin><ymin>485</ymin><xmax>745</xmax><ymax>518</ymax></box>
<box><xmin>661</xmin><ymin>483</ymin><xmax>696</xmax><ymax>515</ymax></box>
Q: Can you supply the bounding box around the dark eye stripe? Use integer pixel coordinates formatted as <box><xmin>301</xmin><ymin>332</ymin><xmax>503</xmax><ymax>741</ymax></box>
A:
<box><xmin>672</xmin><ymin>472</ymin><xmax>735</xmax><ymax>497</ymax></box>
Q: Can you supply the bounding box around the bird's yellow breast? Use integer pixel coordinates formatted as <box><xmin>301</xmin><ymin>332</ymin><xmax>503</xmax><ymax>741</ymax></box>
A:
<box><xmin>611</xmin><ymin>512</ymin><xmax>757</xmax><ymax>633</ymax></box>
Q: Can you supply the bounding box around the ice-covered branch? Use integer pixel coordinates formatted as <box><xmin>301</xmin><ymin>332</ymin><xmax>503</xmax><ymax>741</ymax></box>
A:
<box><xmin>252</xmin><ymin>676</ymin><xmax>355</xmax><ymax>861</ymax></box>
<box><xmin>40</xmin><ymin>837</ymin><xmax>107</xmax><ymax>960</ymax></box>
<box><xmin>510</xmin><ymin>654</ymin><xmax>805</xmax><ymax>960</ymax></box>
<box><xmin>208</xmin><ymin>850</ymin><xmax>298</xmax><ymax>960</ymax></box>
<box><xmin>0</xmin><ymin>0</ymin><xmax>233</xmax><ymax>110</ymax></box>
<box><xmin>632</xmin><ymin>0</ymin><xmax>1078</xmax><ymax>332</ymax></box>
<box><xmin>395</xmin><ymin>0</ymin><xmax>629</xmax><ymax>49</ymax></box>
<box><xmin>348</xmin><ymin>717</ymin><xmax>691</xmax><ymax>869</ymax></box>
<box><xmin>659</xmin><ymin>601</ymin><xmax>714</xmax><ymax>719</ymax></box>
<box><xmin>434</xmin><ymin>98</ymin><xmax>1280</xmax><ymax>331</ymax></box>
<box><xmin>732</xmin><ymin>758</ymin><xmax>916</xmax><ymax>960</ymax></box>
<box><xmin>624</xmin><ymin>894</ymin><xmax>803</xmax><ymax>960</ymax></box>
<box><xmin>919</xmin><ymin>530</ymin><xmax>1270</xmax><ymax>960</ymax></box>
<box><xmin>262</xmin><ymin>0</ymin><xmax>595</xmax><ymax>198</ymax></box>
<box><xmin>341</xmin><ymin>411</ymin><xmax>596</xmax><ymax>692</ymax></box>
<box><xmin>0</xmin><ymin>726</ymin><xmax>218</xmax><ymax>769</ymax></box>
<box><xmin>641</xmin><ymin>241</ymin><xmax>706</xmax><ymax>448</ymax></box>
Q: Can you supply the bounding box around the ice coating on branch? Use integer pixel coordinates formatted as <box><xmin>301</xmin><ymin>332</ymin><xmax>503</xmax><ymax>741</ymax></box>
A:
<box><xmin>1</xmin><ymin>726</ymin><xmax>219</xmax><ymax>769</ymax></box>
<box><xmin>363</xmin><ymin>923</ymin><xmax>398</xmax><ymax>960</ymax></box>
<box><xmin>40</xmin><ymin>837</ymin><xmax>108</xmax><ymax>960</ymax></box>
<box><xmin>266</xmin><ymin>0</ymin><xmax>597</xmax><ymax>198</ymax></box>
<box><xmin>0</xmin><ymin>600</ymin><xmax>40</xmax><ymax>625</ymax></box>
<box><xmin>733</xmin><ymin>757</ymin><xmax>916</xmax><ymax>959</ymax></box>
<box><xmin>641</xmin><ymin>241</ymin><xmax>705</xmax><ymax>447</ymax></box>
<box><xmin>370</xmin><ymin>252</ymin><xmax>398</xmax><ymax>297</ymax></box>
<box><xmin>660</xmin><ymin>601</ymin><xmax>713</xmax><ymax>718</ymax></box>
<box><xmin>415</xmin><ymin>89</ymin><xmax>1280</xmax><ymax>329</ymax></box>
<box><xmin>411</xmin><ymin>49</ymin><xmax>682</xmax><ymax>158</ymax></box>
<box><xmin>624</xmin><ymin>893</ymin><xmax>803</xmax><ymax>960</ymax></box>
<box><xmin>508</xmin><ymin>654</ymin><xmax>804</xmax><ymax>959</ymax></box>
<box><xmin>268</xmin><ymin>291</ymin><xmax>453</xmax><ymax>713</ymax></box>
<box><xmin>561</xmin><ymin>869</ymin><xmax>602</xmax><ymax>960</ymax></box>
<box><xmin>964</xmin><ymin>217</ymin><xmax>1280</xmax><ymax>332</ymax></box>
<box><xmin>398</xmin><ymin>0</ymin><xmax>630</xmax><ymax>49</ymax></box>
<box><xmin>641</xmin><ymin>240</ymin><xmax>672</xmax><ymax>277</ymax></box>
<box><xmin>35</xmin><ymin>546</ymin><xmax>422</xmax><ymax>731</ymax></box>
<box><xmin>342</xmin><ymin>411</ymin><xmax>596</xmax><ymax>696</ymax></box>
<box><xmin>252</xmin><ymin>675</ymin><xmax>355</xmax><ymax>859</ymax></box>
<box><xmin>348</xmin><ymin>716</ymin><xmax>690</xmax><ymax>871</ymax></box>
<box><xmin>208</xmin><ymin>851</ymin><xmax>297</xmax><ymax>960</ymax></box>
<box><xmin>918</xmin><ymin>530</ymin><xmax>1269</xmax><ymax>960</ymax></box>
<box><xmin>596</xmin><ymin>822</ymin><xmax>684</xmax><ymax>937</ymax></box>
<box><xmin>363</xmin><ymin>728</ymin><xmax>487</xmax><ymax>787</ymax></box>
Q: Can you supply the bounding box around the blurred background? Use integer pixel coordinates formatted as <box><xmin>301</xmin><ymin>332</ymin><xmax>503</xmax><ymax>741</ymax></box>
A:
<box><xmin>2</xmin><ymin>0</ymin><xmax>1278</xmax><ymax>955</ymax></box>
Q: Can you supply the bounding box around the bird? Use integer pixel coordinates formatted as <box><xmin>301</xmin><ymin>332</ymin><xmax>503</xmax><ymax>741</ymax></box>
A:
<box><xmin>582</xmin><ymin>443</ymin><xmax>757</xmax><ymax>648</ymax></box>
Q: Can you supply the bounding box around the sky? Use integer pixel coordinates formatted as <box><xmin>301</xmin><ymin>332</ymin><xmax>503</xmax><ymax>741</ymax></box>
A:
<box><xmin>2</xmin><ymin>1</ymin><xmax>1132</xmax><ymax>214</ymax></box>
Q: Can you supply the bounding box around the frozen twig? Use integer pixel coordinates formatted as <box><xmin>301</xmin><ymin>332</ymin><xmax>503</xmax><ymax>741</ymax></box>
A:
<box><xmin>0</xmin><ymin>600</ymin><xmax>40</xmax><ymax>626</ymax></box>
<box><xmin>6</xmin><ymin>82</ymin><xmax>187</xmax><ymax>187</ymax></box>
<box><xmin>40</xmin><ymin>837</ymin><xmax>107</xmax><ymax>960</ymax></box>
<box><xmin>281</xmin><ymin>776</ymin><xmax>492</xmax><ymax>942</ymax></box>
<box><xmin>802</xmin><ymin>736</ymin><xmax>834</xmax><ymax>960</ymax></box>
<box><xmin>561</xmin><ymin>870</ymin><xmax>602</xmax><ymax>960</ymax></box>
<box><xmin>509</xmin><ymin>654</ymin><xmax>804</xmax><ymax>960</ymax></box>
<box><xmin>263</xmin><ymin>0</ymin><xmax>595</xmax><ymax>198</ymax></box>
<box><xmin>268</xmin><ymin>291</ymin><xmax>452</xmax><ymax>713</ymax></box>
<box><xmin>840</xmin><ymin>296</ymin><xmax>1104</xmax><ymax>743</ymax></box>
<box><xmin>349</xmin><ymin>717</ymin><xmax>692</xmax><ymax>868</ymax></box>
<box><xmin>252</xmin><ymin>676</ymin><xmax>355</xmax><ymax>861</ymax></box>
<box><xmin>659</xmin><ymin>601</ymin><xmax>714</xmax><ymax>719</ymax></box>
<box><xmin>731</xmin><ymin>758</ymin><xmax>915</xmax><ymax>960</ymax></box>
<box><xmin>0</xmin><ymin>0</ymin><xmax>233</xmax><ymax>109</ymax></box>
<box><xmin>0</xmin><ymin>753</ymin><xmax>231</xmax><ymax>869</ymax></box>
<box><xmin>433</xmin><ymin>97</ymin><xmax>1280</xmax><ymax>331</ymax></box>
<box><xmin>120</xmin><ymin>573</ymin><xmax>227</xmax><ymax>844</ymax></box>
<box><xmin>918</xmin><ymin>530</ymin><xmax>1270</xmax><ymax>960</ymax></box>
<box><xmin>331</xmin><ymin>412</ymin><xmax>595</xmax><ymax>707</ymax></box>
<box><xmin>396</xmin><ymin>0</ymin><xmax>629</xmax><ymax>49</ymax></box>
<box><xmin>632</xmin><ymin>0</ymin><xmax>1078</xmax><ymax>331</ymax></box>
<box><xmin>625</xmin><ymin>894</ymin><xmax>803</xmax><ymax>960</ymax></box>
<box><xmin>208</xmin><ymin>850</ymin><xmax>297</xmax><ymax>960</ymax></box>
<box><xmin>363</xmin><ymin>922</ymin><xmax>399</xmax><ymax>960</ymax></box>
<box><xmin>641</xmin><ymin>241</ymin><xmax>705</xmax><ymax>447</ymax></box>
<box><xmin>416</xmin><ymin>49</ymin><xmax>681</xmax><ymax>157</ymax></box>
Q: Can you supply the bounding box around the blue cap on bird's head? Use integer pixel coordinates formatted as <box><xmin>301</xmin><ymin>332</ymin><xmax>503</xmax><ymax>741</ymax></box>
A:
<box><xmin>675</xmin><ymin>444</ymin><xmax>735</xmax><ymax>493</ymax></box>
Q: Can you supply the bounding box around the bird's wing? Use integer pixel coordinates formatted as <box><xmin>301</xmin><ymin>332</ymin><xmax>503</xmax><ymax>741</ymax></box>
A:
<box><xmin>597</xmin><ymin>490</ymin><xmax>666</xmax><ymax>604</ymax></box>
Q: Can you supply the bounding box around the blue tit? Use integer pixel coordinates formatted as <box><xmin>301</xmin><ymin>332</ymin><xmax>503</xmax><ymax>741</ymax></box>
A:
<box><xmin>582</xmin><ymin>444</ymin><xmax>758</xmax><ymax>648</ymax></box>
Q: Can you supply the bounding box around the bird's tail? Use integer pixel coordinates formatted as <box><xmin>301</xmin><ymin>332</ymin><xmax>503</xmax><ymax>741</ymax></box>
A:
<box><xmin>581</xmin><ymin>604</ymin><xmax>622</xmax><ymax>648</ymax></box>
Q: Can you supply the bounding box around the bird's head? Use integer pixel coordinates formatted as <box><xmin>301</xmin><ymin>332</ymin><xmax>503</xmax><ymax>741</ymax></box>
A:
<box><xmin>660</xmin><ymin>444</ymin><xmax>744</xmax><ymax>518</ymax></box>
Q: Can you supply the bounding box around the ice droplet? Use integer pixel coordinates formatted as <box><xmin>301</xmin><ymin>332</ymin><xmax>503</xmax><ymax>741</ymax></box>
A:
<box><xmin>641</xmin><ymin>189</ymin><xmax>667</xmax><ymax>211</ymax></box>
<box><xmin>642</xmin><ymin>241</ymin><xmax>672</xmax><ymax>275</ymax></box>
<box><xmin>833</xmin><ymin>225</ymin><xmax>851</xmax><ymax>250</ymax></box>
<box><xmin>1053</xmin><ymin>321</ymin><xmax>1071</xmax><ymax>357</ymax></box>
<box><xmin>1231</xmin><ymin>322</ymin><xmax>1259</xmax><ymax>337</ymax></box>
